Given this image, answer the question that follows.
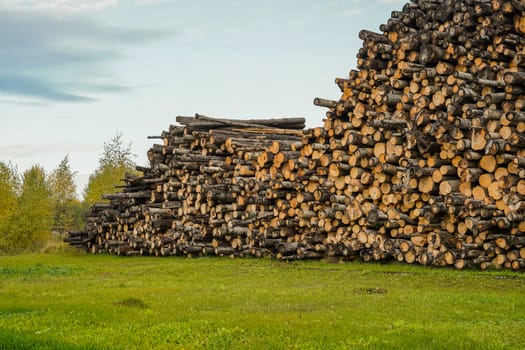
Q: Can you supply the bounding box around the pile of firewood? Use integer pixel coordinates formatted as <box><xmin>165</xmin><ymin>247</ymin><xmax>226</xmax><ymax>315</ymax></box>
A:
<box><xmin>66</xmin><ymin>114</ymin><xmax>309</xmax><ymax>259</ymax></box>
<box><xmin>66</xmin><ymin>0</ymin><xmax>525</xmax><ymax>270</ymax></box>
<box><xmin>309</xmin><ymin>0</ymin><xmax>525</xmax><ymax>270</ymax></box>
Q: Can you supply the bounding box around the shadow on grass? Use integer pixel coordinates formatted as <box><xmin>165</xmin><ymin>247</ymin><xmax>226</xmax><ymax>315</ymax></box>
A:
<box><xmin>113</xmin><ymin>297</ymin><xmax>149</xmax><ymax>309</ymax></box>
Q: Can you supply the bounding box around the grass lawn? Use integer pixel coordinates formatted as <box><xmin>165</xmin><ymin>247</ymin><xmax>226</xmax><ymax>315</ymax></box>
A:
<box><xmin>0</xmin><ymin>253</ymin><xmax>524</xmax><ymax>349</ymax></box>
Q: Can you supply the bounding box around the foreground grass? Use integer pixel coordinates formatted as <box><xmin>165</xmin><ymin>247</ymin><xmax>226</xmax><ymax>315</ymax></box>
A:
<box><xmin>0</xmin><ymin>253</ymin><xmax>523</xmax><ymax>349</ymax></box>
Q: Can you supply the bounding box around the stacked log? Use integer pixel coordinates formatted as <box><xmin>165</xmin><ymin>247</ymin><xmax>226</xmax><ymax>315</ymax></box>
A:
<box><xmin>309</xmin><ymin>0</ymin><xmax>525</xmax><ymax>270</ymax></box>
<box><xmin>67</xmin><ymin>0</ymin><xmax>525</xmax><ymax>270</ymax></box>
<box><xmin>68</xmin><ymin>114</ymin><xmax>308</xmax><ymax>258</ymax></box>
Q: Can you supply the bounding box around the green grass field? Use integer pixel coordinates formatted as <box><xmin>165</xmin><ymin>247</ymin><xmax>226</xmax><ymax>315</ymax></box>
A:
<box><xmin>0</xmin><ymin>253</ymin><xmax>524</xmax><ymax>349</ymax></box>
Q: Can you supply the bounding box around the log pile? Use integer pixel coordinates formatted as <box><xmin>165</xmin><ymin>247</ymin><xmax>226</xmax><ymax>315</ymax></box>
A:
<box><xmin>66</xmin><ymin>0</ymin><xmax>525</xmax><ymax>270</ymax></box>
<box><xmin>309</xmin><ymin>0</ymin><xmax>525</xmax><ymax>270</ymax></box>
<box><xmin>66</xmin><ymin>114</ymin><xmax>309</xmax><ymax>258</ymax></box>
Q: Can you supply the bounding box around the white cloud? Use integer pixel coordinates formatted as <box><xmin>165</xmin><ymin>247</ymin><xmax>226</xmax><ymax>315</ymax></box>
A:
<box><xmin>0</xmin><ymin>0</ymin><xmax>118</xmax><ymax>11</ymax></box>
<box><xmin>0</xmin><ymin>97</ymin><xmax>49</xmax><ymax>106</ymax></box>
<box><xmin>0</xmin><ymin>8</ymin><xmax>171</xmax><ymax>102</ymax></box>
<box><xmin>0</xmin><ymin>142</ymin><xmax>98</xmax><ymax>158</ymax></box>
<box><xmin>376</xmin><ymin>0</ymin><xmax>405</xmax><ymax>4</ymax></box>
<box><xmin>134</xmin><ymin>0</ymin><xmax>179</xmax><ymax>5</ymax></box>
<box><xmin>1</xmin><ymin>0</ymin><xmax>181</xmax><ymax>11</ymax></box>
<box><xmin>343</xmin><ymin>8</ymin><xmax>363</xmax><ymax>16</ymax></box>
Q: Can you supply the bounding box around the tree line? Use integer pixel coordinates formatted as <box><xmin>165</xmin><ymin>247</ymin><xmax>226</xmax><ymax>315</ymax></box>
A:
<box><xmin>0</xmin><ymin>132</ymin><xmax>136</xmax><ymax>253</ymax></box>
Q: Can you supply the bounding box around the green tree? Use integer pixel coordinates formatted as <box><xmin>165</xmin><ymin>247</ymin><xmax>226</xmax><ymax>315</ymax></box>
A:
<box><xmin>84</xmin><ymin>132</ymin><xmax>136</xmax><ymax>205</ymax></box>
<box><xmin>1</xmin><ymin>165</ymin><xmax>53</xmax><ymax>252</ymax></box>
<box><xmin>100</xmin><ymin>131</ymin><xmax>135</xmax><ymax>169</ymax></box>
<box><xmin>0</xmin><ymin>162</ymin><xmax>20</xmax><ymax>250</ymax></box>
<box><xmin>0</xmin><ymin>162</ymin><xmax>19</xmax><ymax>220</ymax></box>
<box><xmin>48</xmin><ymin>155</ymin><xmax>84</xmax><ymax>232</ymax></box>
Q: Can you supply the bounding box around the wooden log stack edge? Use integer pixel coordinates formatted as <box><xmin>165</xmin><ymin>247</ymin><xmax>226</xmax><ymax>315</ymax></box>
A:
<box><xmin>66</xmin><ymin>0</ymin><xmax>525</xmax><ymax>271</ymax></box>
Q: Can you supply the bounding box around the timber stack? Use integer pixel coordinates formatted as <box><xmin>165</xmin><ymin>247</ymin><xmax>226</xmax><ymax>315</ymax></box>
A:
<box><xmin>66</xmin><ymin>0</ymin><xmax>525</xmax><ymax>271</ymax></box>
<box><xmin>66</xmin><ymin>114</ymin><xmax>309</xmax><ymax>259</ymax></box>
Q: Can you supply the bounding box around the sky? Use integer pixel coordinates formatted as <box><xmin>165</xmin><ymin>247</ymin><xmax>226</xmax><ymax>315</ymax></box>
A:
<box><xmin>0</xmin><ymin>0</ymin><xmax>407</xmax><ymax>197</ymax></box>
